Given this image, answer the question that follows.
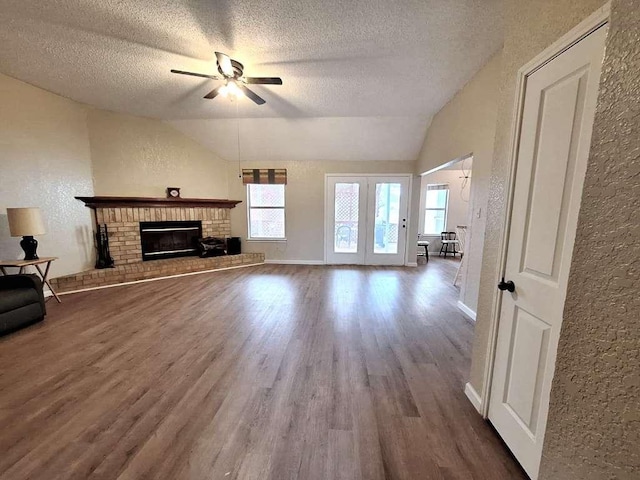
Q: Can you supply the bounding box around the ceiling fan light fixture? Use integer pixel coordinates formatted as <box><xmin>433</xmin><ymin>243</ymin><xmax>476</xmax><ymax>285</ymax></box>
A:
<box><xmin>226</xmin><ymin>80</ymin><xmax>243</xmax><ymax>98</ymax></box>
<box><xmin>172</xmin><ymin>51</ymin><xmax>278</xmax><ymax>105</ymax></box>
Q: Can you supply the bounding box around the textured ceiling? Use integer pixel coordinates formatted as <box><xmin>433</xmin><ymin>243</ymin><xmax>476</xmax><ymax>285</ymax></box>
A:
<box><xmin>169</xmin><ymin>117</ymin><xmax>429</xmax><ymax>162</ymax></box>
<box><xmin>0</xmin><ymin>0</ymin><xmax>503</xmax><ymax>161</ymax></box>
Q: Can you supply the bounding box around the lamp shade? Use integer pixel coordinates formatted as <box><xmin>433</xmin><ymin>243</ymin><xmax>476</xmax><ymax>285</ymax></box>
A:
<box><xmin>7</xmin><ymin>208</ymin><xmax>46</xmax><ymax>237</ymax></box>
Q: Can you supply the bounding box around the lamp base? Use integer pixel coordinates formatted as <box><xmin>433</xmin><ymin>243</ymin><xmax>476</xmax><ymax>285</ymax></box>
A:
<box><xmin>20</xmin><ymin>236</ymin><xmax>39</xmax><ymax>260</ymax></box>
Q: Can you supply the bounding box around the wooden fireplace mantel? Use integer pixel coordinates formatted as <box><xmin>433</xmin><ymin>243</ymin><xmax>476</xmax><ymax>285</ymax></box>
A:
<box><xmin>75</xmin><ymin>196</ymin><xmax>243</xmax><ymax>209</ymax></box>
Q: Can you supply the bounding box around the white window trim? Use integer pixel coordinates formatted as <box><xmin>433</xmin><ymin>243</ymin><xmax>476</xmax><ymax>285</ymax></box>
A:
<box><xmin>246</xmin><ymin>238</ymin><xmax>288</xmax><ymax>242</ymax></box>
<box><xmin>423</xmin><ymin>183</ymin><xmax>449</xmax><ymax>235</ymax></box>
<box><xmin>246</xmin><ymin>184</ymin><xmax>287</xmax><ymax>240</ymax></box>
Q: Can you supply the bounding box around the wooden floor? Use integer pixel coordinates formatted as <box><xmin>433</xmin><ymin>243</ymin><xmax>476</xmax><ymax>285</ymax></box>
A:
<box><xmin>0</xmin><ymin>259</ymin><xmax>527</xmax><ymax>480</ymax></box>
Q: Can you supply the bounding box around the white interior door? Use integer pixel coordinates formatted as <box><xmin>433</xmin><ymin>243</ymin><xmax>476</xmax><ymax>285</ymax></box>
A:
<box><xmin>488</xmin><ymin>26</ymin><xmax>606</xmax><ymax>479</ymax></box>
<box><xmin>325</xmin><ymin>175</ymin><xmax>410</xmax><ymax>265</ymax></box>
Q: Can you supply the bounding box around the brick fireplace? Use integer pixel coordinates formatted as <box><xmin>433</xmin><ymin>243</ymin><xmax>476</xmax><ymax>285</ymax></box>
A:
<box><xmin>94</xmin><ymin>204</ymin><xmax>231</xmax><ymax>265</ymax></box>
<box><xmin>50</xmin><ymin>197</ymin><xmax>264</xmax><ymax>293</ymax></box>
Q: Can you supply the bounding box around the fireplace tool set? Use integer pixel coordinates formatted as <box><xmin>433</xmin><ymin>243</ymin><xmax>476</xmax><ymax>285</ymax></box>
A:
<box><xmin>95</xmin><ymin>224</ymin><xmax>115</xmax><ymax>269</ymax></box>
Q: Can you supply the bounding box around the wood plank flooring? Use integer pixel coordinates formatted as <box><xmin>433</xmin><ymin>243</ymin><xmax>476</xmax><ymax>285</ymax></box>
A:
<box><xmin>0</xmin><ymin>259</ymin><xmax>527</xmax><ymax>480</ymax></box>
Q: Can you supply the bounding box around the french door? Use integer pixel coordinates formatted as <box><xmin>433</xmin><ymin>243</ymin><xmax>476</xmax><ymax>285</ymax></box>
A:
<box><xmin>488</xmin><ymin>25</ymin><xmax>606</xmax><ymax>479</ymax></box>
<box><xmin>325</xmin><ymin>175</ymin><xmax>410</xmax><ymax>265</ymax></box>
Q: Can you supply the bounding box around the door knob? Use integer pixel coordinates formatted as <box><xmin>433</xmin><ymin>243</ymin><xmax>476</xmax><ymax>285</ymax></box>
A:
<box><xmin>498</xmin><ymin>277</ymin><xmax>515</xmax><ymax>292</ymax></box>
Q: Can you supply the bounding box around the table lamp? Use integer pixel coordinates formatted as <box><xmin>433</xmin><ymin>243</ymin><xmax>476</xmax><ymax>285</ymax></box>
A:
<box><xmin>7</xmin><ymin>207</ymin><xmax>46</xmax><ymax>260</ymax></box>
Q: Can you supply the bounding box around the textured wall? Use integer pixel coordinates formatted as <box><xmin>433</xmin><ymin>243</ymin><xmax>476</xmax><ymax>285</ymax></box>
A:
<box><xmin>0</xmin><ymin>75</ymin><xmax>233</xmax><ymax>278</ymax></box>
<box><xmin>415</xmin><ymin>52</ymin><xmax>501</xmax><ymax>175</ymax></box>
<box><xmin>539</xmin><ymin>1</ymin><xmax>640</xmax><ymax>478</ymax></box>
<box><xmin>415</xmin><ymin>52</ymin><xmax>501</xmax><ymax>315</ymax></box>
<box><xmin>469</xmin><ymin>0</ymin><xmax>606</xmax><ymax>394</ymax></box>
<box><xmin>88</xmin><ymin>109</ymin><xmax>229</xmax><ymax>199</ymax></box>
<box><xmin>468</xmin><ymin>0</ymin><xmax>639</xmax><ymax>477</ymax></box>
<box><xmin>227</xmin><ymin>160</ymin><xmax>416</xmax><ymax>262</ymax></box>
<box><xmin>0</xmin><ymin>74</ymin><xmax>94</xmax><ymax>278</ymax></box>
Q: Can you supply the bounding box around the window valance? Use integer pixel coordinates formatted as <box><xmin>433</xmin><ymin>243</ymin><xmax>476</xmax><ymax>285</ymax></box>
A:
<box><xmin>242</xmin><ymin>169</ymin><xmax>287</xmax><ymax>185</ymax></box>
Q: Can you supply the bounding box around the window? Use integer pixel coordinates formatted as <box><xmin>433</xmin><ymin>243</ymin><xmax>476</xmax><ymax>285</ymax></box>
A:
<box><xmin>247</xmin><ymin>184</ymin><xmax>286</xmax><ymax>239</ymax></box>
<box><xmin>424</xmin><ymin>184</ymin><xmax>449</xmax><ymax>234</ymax></box>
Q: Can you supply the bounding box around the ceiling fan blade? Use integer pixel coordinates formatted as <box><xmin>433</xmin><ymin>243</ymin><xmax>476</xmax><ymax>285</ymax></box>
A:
<box><xmin>215</xmin><ymin>52</ymin><xmax>234</xmax><ymax>77</ymax></box>
<box><xmin>170</xmin><ymin>69</ymin><xmax>219</xmax><ymax>80</ymax></box>
<box><xmin>204</xmin><ymin>86</ymin><xmax>222</xmax><ymax>99</ymax></box>
<box><xmin>245</xmin><ymin>77</ymin><xmax>283</xmax><ymax>85</ymax></box>
<box><xmin>239</xmin><ymin>85</ymin><xmax>266</xmax><ymax>105</ymax></box>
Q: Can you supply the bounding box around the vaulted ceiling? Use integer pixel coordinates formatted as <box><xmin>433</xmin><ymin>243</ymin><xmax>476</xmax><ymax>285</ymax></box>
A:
<box><xmin>0</xmin><ymin>0</ymin><xmax>503</xmax><ymax>162</ymax></box>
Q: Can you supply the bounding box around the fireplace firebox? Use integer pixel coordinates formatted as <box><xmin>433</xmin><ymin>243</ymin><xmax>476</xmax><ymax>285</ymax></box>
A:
<box><xmin>140</xmin><ymin>221</ymin><xmax>202</xmax><ymax>261</ymax></box>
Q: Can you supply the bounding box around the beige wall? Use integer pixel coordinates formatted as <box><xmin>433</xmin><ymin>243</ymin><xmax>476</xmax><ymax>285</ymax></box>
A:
<box><xmin>227</xmin><ymin>160</ymin><xmax>416</xmax><ymax>262</ymax></box>
<box><xmin>0</xmin><ymin>75</ymin><xmax>232</xmax><ymax>278</ymax></box>
<box><xmin>470</xmin><ymin>0</ymin><xmax>606</xmax><ymax>394</ymax></box>
<box><xmin>0</xmin><ymin>74</ymin><xmax>94</xmax><ymax>278</ymax></box>
<box><xmin>88</xmin><ymin>110</ymin><xmax>229</xmax><ymax>199</ymax></box>
<box><xmin>466</xmin><ymin>0</ymin><xmax>638</xmax><ymax>478</ymax></box>
<box><xmin>415</xmin><ymin>52</ymin><xmax>501</xmax><ymax>175</ymax></box>
<box><xmin>540</xmin><ymin>1</ymin><xmax>639</xmax><ymax>478</ymax></box>
<box><xmin>414</xmin><ymin>53</ymin><xmax>501</xmax><ymax>314</ymax></box>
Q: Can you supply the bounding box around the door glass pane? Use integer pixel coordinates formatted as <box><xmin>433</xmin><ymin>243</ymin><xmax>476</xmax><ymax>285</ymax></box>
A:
<box><xmin>334</xmin><ymin>183</ymin><xmax>359</xmax><ymax>253</ymax></box>
<box><xmin>374</xmin><ymin>183</ymin><xmax>401</xmax><ymax>254</ymax></box>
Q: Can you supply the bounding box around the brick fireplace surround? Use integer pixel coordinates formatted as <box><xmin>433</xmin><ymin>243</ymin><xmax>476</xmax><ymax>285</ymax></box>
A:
<box><xmin>50</xmin><ymin>197</ymin><xmax>264</xmax><ymax>293</ymax></box>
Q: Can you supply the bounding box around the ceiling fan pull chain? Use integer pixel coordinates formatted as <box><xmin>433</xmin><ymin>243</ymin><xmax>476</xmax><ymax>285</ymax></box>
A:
<box><xmin>237</xmin><ymin>100</ymin><xmax>242</xmax><ymax>179</ymax></box>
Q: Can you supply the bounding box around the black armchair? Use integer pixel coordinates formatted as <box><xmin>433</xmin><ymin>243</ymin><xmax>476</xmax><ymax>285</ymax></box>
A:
<box><xmin>0</xmin><ymin>274</ymin><xmax>46</xmax><ymax>335</ymax></box>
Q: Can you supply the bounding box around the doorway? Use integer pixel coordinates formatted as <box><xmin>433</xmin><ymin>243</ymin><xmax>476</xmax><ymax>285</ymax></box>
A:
<box><xmin>325</xmin><ymin>175</ymin><xmax>410</xmax><ymax>265</ymax></box>
<box><xmin>418</xmin><ymin>156</ymin><xmax>473</xmax><ymax>258</ymax></box>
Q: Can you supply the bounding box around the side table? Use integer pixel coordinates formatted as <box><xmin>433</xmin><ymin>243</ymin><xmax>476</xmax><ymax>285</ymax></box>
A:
<box><xmin>0</xmin><ymin>257</ymin><xmax>61</xmax><ymax>303</ymax></box>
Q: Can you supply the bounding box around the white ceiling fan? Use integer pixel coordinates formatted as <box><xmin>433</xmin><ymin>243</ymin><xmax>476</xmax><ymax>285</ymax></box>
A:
<box><xmin>171</xmin><ymin>52</ymin><xmax>283</xmax><ymax>105</ymax></box>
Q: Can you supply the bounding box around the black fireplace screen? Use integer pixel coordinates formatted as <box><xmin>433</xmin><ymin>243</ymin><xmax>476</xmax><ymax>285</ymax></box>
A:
<box><xmin>139</xmin><ymin>221</ymin><xmax>202</xmax><ymax>261</ymax></box>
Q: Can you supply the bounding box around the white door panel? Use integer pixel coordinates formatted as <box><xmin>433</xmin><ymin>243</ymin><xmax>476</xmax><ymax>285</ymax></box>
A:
<box><xmin>489</xmin><ymin>25</ymin><xmax>606</xmax><ymax>479</ymax></box>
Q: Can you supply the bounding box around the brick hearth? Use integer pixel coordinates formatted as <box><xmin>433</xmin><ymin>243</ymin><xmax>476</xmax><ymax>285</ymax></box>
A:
<box><xmin>51</xmin><ymin>202</ymin><xmax>264</xmax><ymax>293</ymax></box>
<box><xmin>50</xmin><ymin>253</ymin><xmax>264</xmax><ymax>293</ymax></box>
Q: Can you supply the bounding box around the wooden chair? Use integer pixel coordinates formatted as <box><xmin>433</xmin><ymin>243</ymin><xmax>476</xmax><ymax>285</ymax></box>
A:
<box><xmin>439</xmin><ymin>231</ymin><xmax>459</xmax><ymax>257</ymax></box>
<box><xmin>417</xmin><ymin>234</ymin><xmax>430</xmax><ymax>262</ymax></box>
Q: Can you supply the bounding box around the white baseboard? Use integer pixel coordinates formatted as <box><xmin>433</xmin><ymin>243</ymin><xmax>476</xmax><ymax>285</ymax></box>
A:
<box><xmin>58</xmin><ymin>262</ymin><xmax>264</xmax><ymax>295</ymax></box>
<box><xmin>457</xmin><ymin>300</ymin><xmax>477</xmax><ymax>322</ymax></box>
<box><xmin>464</xmin><ymin>382</ymin><xmax>483</xmax><ymax>414</ymax></box>
<box><xmin>264</xmin><ymin>259</ymin><xmax>325</xmax><ymax>265</ymax></box>
<box><xmin>264</xmin><ymin>259</ymin><xmax>420</xmax><ymax>267</ymax></box>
